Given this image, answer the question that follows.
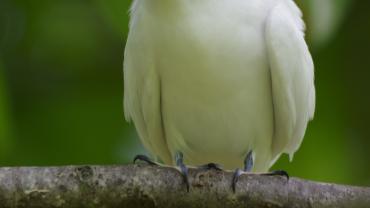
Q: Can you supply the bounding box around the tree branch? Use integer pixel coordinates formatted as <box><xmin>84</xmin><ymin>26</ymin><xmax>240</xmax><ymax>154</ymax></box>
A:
<box><xmin>0</xmin><ymin>165</ymin><xmax>369</xmax><ymax>208</ymax></box>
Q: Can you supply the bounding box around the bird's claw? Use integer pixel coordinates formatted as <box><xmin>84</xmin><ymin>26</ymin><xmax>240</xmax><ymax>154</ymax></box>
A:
<box><xmin>133</xmin><ymin>154</ymin><xmax>157</xmax><ymax>166</ymax></box>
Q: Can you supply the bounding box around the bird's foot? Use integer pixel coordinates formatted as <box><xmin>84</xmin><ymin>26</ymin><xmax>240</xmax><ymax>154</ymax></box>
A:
<box><xmin>134</xmin><ymin>153</ymin><xmax>190</xmax><ymax>192</ymax></box>
<box><xmin>232</xmin><ymin>169</ymin><xmax>290</xmax><ymax>193</ymax></box>
<box><xmin>232</xmin><ymin>168</ymin><xmax>245</xmax><ymax>193</ymax></box>
<box><xmin>232</xmin><ymin>150</ymin><xmax>254</xmax><ymax>192</ymax></box>
<box><xmin>133</xmin><ymin>154</ymin><xmax>158</xmax><ymax>166</ymax></box>
<box><xmin>231</xmin><ymin>150</ymin><xmax>290</xmax><ymax>192</ymax></box>
<box><xmin>197</xmin><ymin>163</ymin><xmax>223</xmax><ymax>171</ymax></box>
<box><xmin>175</xmin><ymin>152</ymin><xmax>190</xmax><ymax>192</ymax></box>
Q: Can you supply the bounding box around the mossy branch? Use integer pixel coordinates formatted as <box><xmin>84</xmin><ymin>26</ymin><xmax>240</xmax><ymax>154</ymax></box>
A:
<box><xmin>0</xmin><ymin>165</ymin><xmax>369</xmax><ymax>207</ymax></box>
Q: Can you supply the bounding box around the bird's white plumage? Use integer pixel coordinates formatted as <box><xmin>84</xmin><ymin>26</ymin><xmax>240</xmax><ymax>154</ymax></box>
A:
<box><xmin>266</xmin><ymin>2</ymin><xmax>315</xmax><ymax>165</ymax></box>
<box><xmin>124</xmin><ymin>0</ymin><xmax>315</xmax><ymax>172</ymax></box>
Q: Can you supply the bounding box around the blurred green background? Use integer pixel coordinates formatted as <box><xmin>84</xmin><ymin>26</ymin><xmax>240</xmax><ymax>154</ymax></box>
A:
<box><xmin>0</xmin><ymin>0</ymin><xmax>369</xmax><ymax>187</ymax></box>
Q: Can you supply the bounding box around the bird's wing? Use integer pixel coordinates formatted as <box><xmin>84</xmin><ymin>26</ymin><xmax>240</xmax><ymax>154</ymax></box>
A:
<box><xmin>265</xmin><ymin>0</ymin><xmax>315</xmax><ymax>163</ymax></box>
<box><xmin>123</xmin><ymin>9</ymin><xmax>172</xmax><ymax>164</ymax></box>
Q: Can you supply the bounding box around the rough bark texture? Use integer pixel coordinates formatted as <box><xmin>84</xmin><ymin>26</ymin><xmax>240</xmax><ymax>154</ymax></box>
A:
<box><xmin>0</xmin><ymin>164</ymin><xmax>369</xmax><ymax>208</ymax></box>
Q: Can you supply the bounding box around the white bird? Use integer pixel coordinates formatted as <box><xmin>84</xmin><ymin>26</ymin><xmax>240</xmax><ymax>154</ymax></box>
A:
<box><xmin>124</xmin><ymin>0</ymin><xmax>315</xmax><ymax>188</ymax></box>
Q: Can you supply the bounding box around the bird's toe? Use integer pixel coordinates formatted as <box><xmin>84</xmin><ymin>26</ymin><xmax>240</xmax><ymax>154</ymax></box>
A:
<box><xmin>133</xmin><ymin>154</ymin><xmax>158</xmax><ymax>166</ymax></box>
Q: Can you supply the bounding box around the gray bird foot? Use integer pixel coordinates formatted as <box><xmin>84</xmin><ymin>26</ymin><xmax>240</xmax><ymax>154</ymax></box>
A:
<box><xmin>231</xmin><ymin>150</ymin><xmax>290</xmax><ymax>192</ymax></box>
<box><xmin>134</xmin><ymin>153</ymin><xmax>190</xmax><ymax>192</ymax></box>
<box><xmin>175</xmin><ymin>152</ymin><xmax>190</xmax><ymax>192</ymax></box>
<box><xmin>232</xmin><ymin>169</ymin><xmax>289</xmax><ymax>192</ymax></box>
<box><xmin>232</xmin><ymin>150</ymin><xmax>254</xmax><ymax>192</ymax></box>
